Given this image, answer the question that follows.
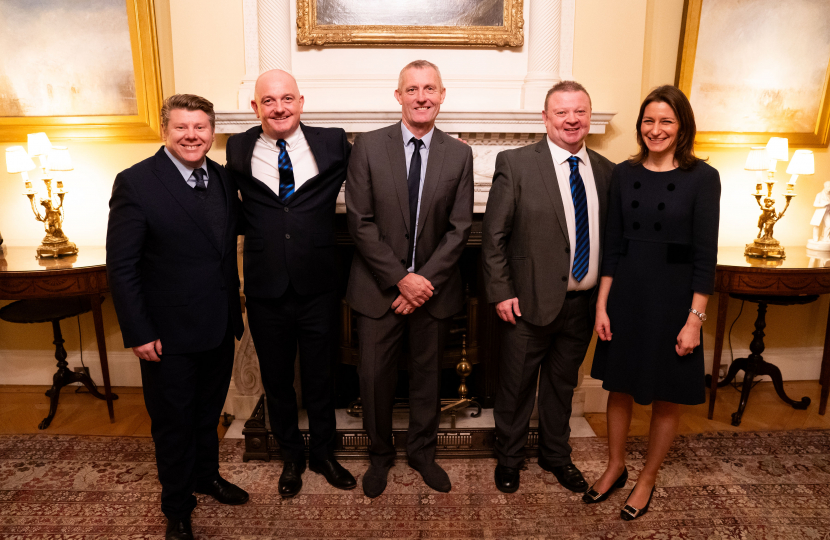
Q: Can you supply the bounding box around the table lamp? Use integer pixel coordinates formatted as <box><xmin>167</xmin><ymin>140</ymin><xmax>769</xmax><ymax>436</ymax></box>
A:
<box><xmin>744</xmin><ymin>145</ymin><xmax>794</xmax><ymax>259</ymax></box>
<box><xmin>765</xmin><ymin>137</ymin><xmax>789</xmax><ymax>180</ymax></box>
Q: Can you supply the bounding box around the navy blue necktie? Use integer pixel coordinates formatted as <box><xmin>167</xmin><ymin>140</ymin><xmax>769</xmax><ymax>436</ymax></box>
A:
<box><xmin>276</xmin><ymin>139</ymin><xmax>295</xmax><ymax>200</ymax></box>
<box><xmin>407</xmin><ymin>137</ymin><xmax>423</xmax><ymax>268</ymax></box>
<box><xmin>192</xmin><ymin>168</ymin><xmax>207</xmax><ymax>191</ymax></box>
<box><xmin>567</xmin><ymin>156</ymin><xmax>589</xmax><ymax>282</ymax></box>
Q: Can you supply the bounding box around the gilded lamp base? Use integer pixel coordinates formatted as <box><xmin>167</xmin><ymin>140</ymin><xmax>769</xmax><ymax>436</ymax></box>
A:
<box><xmin>745</xmin><ymin>238</ymin><xmax>786</xmax><ymax>259</ymax></box>
<box><xmin>37</xmin><ymin>234</ymin><xmax>78</xmax><ymax>258</ymax></box>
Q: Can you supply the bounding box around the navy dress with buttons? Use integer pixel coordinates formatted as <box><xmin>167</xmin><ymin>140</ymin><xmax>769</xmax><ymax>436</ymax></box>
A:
<box><xmin>591</xmin><ymin>160</ymin><xmax>721</xmax><ymax>405</ymax></box>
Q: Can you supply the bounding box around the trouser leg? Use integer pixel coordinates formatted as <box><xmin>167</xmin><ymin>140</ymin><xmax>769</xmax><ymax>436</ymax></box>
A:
<box><xmin>246</xmin><ymin>293</ymin><xmax>305</xmax><ymax>462</ymax></box>
<box><xmin>356</xmin><ymin>311</ymin><xmax>404</xmax><ymax>467</ymax></box>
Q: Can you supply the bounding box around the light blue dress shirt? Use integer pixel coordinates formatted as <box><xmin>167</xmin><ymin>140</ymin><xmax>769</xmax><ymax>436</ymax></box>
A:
<box><xmin>401</xmin><ymin>123</ymin><xmax>434</xmax><ymax>272</ymax></box>
<box><xmin>163</xmin><ymin>147</ymin><xmax>209</xmax><ymax>188</ymax></box>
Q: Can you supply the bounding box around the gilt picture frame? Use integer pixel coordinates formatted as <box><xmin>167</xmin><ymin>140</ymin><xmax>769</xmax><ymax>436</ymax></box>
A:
<box><xmin>296</xmin><ymin>0</ymin><xmax>524</xmax><ymax>48</ymax></box>
<box><xmin>0</xmin><ymin>0</ymin><xmax>163</xmax><ymax>142</ymax></box>
<box><xmin>676</xmin><ymin>0</ymin><xmax>830</xmax><ymax>147</ymax></box>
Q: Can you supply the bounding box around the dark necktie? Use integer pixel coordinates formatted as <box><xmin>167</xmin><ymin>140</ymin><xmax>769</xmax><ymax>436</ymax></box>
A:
<box><xmin>276</xmin><ymin>139</ymin><xmax>295</xmax><ymax>200</ymax></box>
<box><xmin>192</xmin><ymin>168</ymin><xmax>207</xmax><ymax>191</ymax></box>
<box><xmin>567</xmin><ymin>156</ymin><xmax>590</xmax><ymax>282</ymax></box>
<box><xmin>407</xmin><ymin>137</ymin><xmax>423</xmax><ymax>268</ymax></box>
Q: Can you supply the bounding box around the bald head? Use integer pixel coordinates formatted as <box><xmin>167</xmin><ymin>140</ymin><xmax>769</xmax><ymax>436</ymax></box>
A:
<box><xmin>251</xmin><ymin>69</ymin><xmax>304</xmax><ymax>140</ymax></box>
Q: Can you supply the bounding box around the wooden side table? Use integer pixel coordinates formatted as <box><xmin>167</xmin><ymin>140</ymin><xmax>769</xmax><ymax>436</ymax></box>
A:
<box><xmin>0</xmin><ymin>246</ymin><xmax>116</xmax><ymax>423</ymax></box>
<box><xmin>708</xmin><ymin>246</ymin><xmax>830</xmax><ymax>420</ymax></box>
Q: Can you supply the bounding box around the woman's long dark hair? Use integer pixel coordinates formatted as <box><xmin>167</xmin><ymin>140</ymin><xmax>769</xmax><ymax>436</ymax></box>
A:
<box><xmin>629</xmin><ymin>85</ymin><xmax>703</xmax><ymax>170</ymax></box>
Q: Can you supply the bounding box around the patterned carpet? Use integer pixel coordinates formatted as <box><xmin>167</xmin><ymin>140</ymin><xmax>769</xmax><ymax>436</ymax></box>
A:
<box><xmin>1</xmin><ymin>431</ymin><xmax>830</xmax><ymax>539</ymax></box>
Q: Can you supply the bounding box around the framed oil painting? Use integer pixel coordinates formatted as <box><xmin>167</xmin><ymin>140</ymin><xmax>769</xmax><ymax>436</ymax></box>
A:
<box><xmin>296</xmin><ymin>0</ymin><xmax>524</xmax><ymax>47</ymax></box>
<box><xmin>676</xmin><ymin>0</ymin><xmax>830</xmax><ymax>146</ymax></box>
<box><xmin>0</xmin><ymin>0</ymin><xmax>163</xmax><ymax>141</ymax></box>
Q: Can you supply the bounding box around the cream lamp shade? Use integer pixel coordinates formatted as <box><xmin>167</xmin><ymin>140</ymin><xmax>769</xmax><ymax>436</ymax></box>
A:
<box><xmin>765</xmin><ymin>137</ymin><xmax>789</xmax><ymax>171</ymax></box>
<box><xmin>745</xmin><ymin>147</ymin><xmax>770</xmax><ymax>171</ymax></box>
<box><xmin>47</xmin><ymin>146</ymin><xmax>73</xmax><ymax>172</ymax></box>
<box><xmin>27</xmin><ymin>132</ymin><xmax>52</xmax><ymax>158</ymax></box>
<box><xmin>786</xmin><ymin>149</ymin><xmax>814</xmax><ymax>187</ymax></box>
<box><xmin>6</xmin><ymin>146</ymin><xmax>36</xmax><ymax>175</ymax></box>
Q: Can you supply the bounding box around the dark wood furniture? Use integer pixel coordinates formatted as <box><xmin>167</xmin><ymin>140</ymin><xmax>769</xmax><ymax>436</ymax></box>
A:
<box><xmin>0</xmin><ymin>246</ymin><xmax>116</xmax><ymax>424</ymax></box>
<box><xmin>708</xmin><ymin>246</ymin><xmax>830</xmax><ymax>422</ymax></box>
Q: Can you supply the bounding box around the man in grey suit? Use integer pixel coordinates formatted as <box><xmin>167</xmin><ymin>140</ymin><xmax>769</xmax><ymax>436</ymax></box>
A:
<box><xmin>481</xmin><ymin>81</ymin><xmax>614</xmax><ymax>494</ymax></box>
<box><xmin>346</xmin><ymin>60</ymin><xmax>474</xmax><ymax>498</ymax></box>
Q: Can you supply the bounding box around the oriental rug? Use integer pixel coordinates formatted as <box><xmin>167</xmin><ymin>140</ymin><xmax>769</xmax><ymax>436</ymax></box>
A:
<box><xmin>1</xmin><ymin>430</ymin><xmax>830</xmax><ymax>539</ymax></box>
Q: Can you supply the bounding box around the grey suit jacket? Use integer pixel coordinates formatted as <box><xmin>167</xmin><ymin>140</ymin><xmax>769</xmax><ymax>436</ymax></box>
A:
<box><xmin>481</xmin><ymin>140</ymin><xmax>614</xmax><ymax>327</ymax></box>
<box><xmin>346</xmin><ymin>122</ymin><xmax>474</xmax><ymax>319</ymax></box>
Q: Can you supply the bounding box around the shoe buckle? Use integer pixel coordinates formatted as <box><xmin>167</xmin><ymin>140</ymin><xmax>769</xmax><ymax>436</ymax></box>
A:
<box><xmin>585</xmin><ymin>488</ymin><xmax>601</xmax><ymax>501</ymax></box>
<box><xmin>622</xmin><ymin>504</ymin><xmax>639</xmax><ymax>518</ymax></box>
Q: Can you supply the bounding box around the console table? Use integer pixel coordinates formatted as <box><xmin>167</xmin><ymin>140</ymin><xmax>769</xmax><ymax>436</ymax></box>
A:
<box><xmin>0</xmin><ymin>246</ymin><xmax>115</xmax><ymax>423</ymax></box>
<box><xmin>708</xmin><ymin>246</ymin><xmax>830</xmax><ymax>421</ymax></box>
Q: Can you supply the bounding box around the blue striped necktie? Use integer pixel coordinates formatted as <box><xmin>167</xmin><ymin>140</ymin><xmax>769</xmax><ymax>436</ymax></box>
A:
<box><xmin>567</xmin><ymin>156</ymin><xmax>589</xmax><ymax>282</ymax></box>
<box><xmin>276</xmin><ymin>139</ymin><xmax>295</xmax><ymax>200</ymax></box>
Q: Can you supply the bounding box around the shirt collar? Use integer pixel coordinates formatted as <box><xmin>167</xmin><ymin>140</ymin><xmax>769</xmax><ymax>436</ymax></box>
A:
<box><xmin>163</xmin><ymin>147</ymin><xmax>208</xmax><ymax>182</ymax></box>
<box><xmin>401</xmin><ymin>122</ymin><xmax>434</xmax><ymax>150</ymax></box>
<box><xmin>260</xmin><ymin>124</ymin><xmax>305</xmax><ymax>150</ymax></box>
<box><xmin>547</xmin><ymin>137</ymin><xmax>589</xmax><ymax>166</ymax></box>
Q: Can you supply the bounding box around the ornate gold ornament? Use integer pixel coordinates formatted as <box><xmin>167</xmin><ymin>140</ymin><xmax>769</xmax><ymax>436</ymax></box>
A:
<box><xmin>296</xmin><ymin>0</ymin><xmax>524</xmax><ymax>47</ymax></box>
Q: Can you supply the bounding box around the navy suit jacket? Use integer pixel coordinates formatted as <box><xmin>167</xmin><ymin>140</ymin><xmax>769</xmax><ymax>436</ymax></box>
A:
<box><xmin>225</xmin><ymin>123</ymin><xmax>351</xmax><ymax>298</ymax></box>
<box><xmin>106</xmin><ymin>147</ymin><xmax>244</xmax><ymax>354</ymax></box>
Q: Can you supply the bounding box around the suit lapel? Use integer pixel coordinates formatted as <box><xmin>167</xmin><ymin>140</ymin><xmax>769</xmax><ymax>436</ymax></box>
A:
<box><xmin>415</xmin><ymin>128</ymin><xmax>446</xmax><ymax>240</ymax></box>
<box><xmin>385</xmin><ymin>123</ymin><xmax>411</xmax><ymax>231</ymax></box>
<box><xmin>241</xmin><ymin>126</ymin><xmax>261</xmax><ymax>178</ymax></box>
<box><xmin>534</xmin><ymin>141</ymin><xmax>569</xmax><ymax>243</ymax></box>
<box><xmin>209</xmin><ymin>156</ymin><xmax>233</xmax><ymax>255</ymax></box>
<box><xmin>152</xmin><ymin>148</ymin><xmax>221</xmax><ymax>253</ymax></box>
<box><xmin>588</xmin><ymin>149</ymin><xmax>611</xmax><ymax>246</ymax></box>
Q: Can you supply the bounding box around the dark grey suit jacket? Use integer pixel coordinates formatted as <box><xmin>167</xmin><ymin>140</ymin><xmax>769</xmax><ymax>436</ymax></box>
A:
<box><xmin>481</xmin><ymin>140</ymin><xmax>614</xmax><ymax>327</ymax></box>
<box><xmin>346</xmin><ymin>122</ymin><xmax>474</xmax><ymax>319</ymax></box>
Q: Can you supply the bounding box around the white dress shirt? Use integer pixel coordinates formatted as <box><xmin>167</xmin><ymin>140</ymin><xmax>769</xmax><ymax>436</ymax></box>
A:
<box><xmin>251</xmin><ymin>126</ymin><xmax>320</xmax><ymax>196</ymax></box>
<box><xmin>401</xmin><ymin>123</ymin><xmax>434</xmax><ymax>272</ymax></box>
<box><xmin>546</xmin><ymin>138</ymin><xmax>601</xmax><ymax>291</ymax></box>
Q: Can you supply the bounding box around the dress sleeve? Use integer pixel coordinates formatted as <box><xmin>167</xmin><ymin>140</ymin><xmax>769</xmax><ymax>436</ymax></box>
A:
<box><xmin>691</xmin><ymin>164</ymin><xmax>721</xmax><ymax>295</ymax></box>
<box><xmin>600</xmin><ymin>166</ymin><xmax>624</xmax><ymax>277</ymax></box>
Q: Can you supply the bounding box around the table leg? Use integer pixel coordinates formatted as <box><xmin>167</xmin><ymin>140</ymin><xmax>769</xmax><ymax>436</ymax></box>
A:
<box><xmin>820</xmin><ymin>299</ymin><xmax>830</xmax><ymax>415</ymax></box>
<box><xmin>90</xmin><ymin>293</ymin><xmax>115</xmax><ymax>423</ymax></box>
<box><xmin>708</xmin><ymin>291</ymin><xmax>730</xmax><ymax>419</ymax></box>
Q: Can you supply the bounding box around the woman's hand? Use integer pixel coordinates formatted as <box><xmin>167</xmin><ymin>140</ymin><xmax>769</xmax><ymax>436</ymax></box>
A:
<box><xmin>595</xmin><ymin>309</ymin><xmax>612</xmax><ymax>341</ymax></box>
<box><xmin>675</xmin><ymin>315</ymin><xmax>702</xmax><ymax>356</ymax></box>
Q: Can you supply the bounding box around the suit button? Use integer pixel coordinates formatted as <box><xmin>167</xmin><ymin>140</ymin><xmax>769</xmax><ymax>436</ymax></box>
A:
<box><xmin>284</xmin><ymin>207</ymin><xmax>289</xmax><ymax>212</ymax></box>
<box><xmin>405</xmin><ymin>233</ymin><xmax>409</xmax><ymax>239</ymax></box>
<box><xmin>285</xmin><ymin>233</ymin><xmax>291</xmax><ymax>239</ymax></box>
<box><xmin>565</xmin><ymin>247</ymin><xmax>570</xmax><ymax>254</ymax></box>
<box><xmin>561</xmin><ymin>276</ymin><xmax>567</xmax><ymax>282</ymax></box>
<box><xmin>401</xmin><ymin>259</ymin><xmax>406</xmax><ymax>265</ymax></box>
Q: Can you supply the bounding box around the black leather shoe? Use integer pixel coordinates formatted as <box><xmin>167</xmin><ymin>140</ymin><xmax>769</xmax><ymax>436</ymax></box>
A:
<box><xmin>165</xmin><ymin>516</ymin><xmax>193</xmax><ymax>540</ymax></box>
<box><xmin>620</xmin><ymin>484</ymin><xmax>655</xmax><ymax>521</ymax></box>
<box><xmin>538</xmin><ymin>456</ymin><xmax>588</xmax><ymax>493</ymax></box>
<box><xmin>195</xmin><ymin>476</ymin><xmax>249</xmax><ymax>505</ymax></box>
<box><xmin>408</xmin><ymin>460</ymin><xmax>451</xmax><ymax>493</ymax></box>
<box><xmin>310</xmin><ymin>457</ymin><xmax>357</xmax><ymax>490</ymax></box>
<box><xmin>582</xmin><ymin>467</ymin><xmax>628</xmax><ymax>504</ymax></box>
<box><xmin>494</xmin><ymin>464</ymin><xmax>520</xmax><ymax>494</ymax></box>
<box><xmin>362</xmin><ymin>464</ymin><xmax>391</xmax><ymax>498</ymax></box>
<box><xmin>278</xmin><ymin>460</ymin><xmax>306</xmax><ymax>498</ymax></box>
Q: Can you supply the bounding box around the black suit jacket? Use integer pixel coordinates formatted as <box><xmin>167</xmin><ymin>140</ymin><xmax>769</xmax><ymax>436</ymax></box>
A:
<box><xmin>346</xmin><ymin>123</ymin><xmax>474</xmax><ymax>319</ymax></box>
<box><xmin>106</xmin><ymin>148</ymin><xmax>244</xmax><ymax>355</ymax></box>
<box><xmin>481</xmin><ymin>140</ymin><xmax>614</xmax><ymax>327</ymax></box>
<box><xmin>226</xmin><ymin>123</ymin><xmax>351</xmax><ymax>298</ymax></box>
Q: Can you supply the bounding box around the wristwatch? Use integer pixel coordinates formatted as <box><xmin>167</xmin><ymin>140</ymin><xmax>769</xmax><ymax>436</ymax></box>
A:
<box><xmin>689</xmin><ymin>308</ymin><xmax>707</xmax><ymax>322</ymax></box>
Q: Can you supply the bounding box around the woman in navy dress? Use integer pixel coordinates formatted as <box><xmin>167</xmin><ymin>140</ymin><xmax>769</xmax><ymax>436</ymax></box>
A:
<box><xmin>584</xmin><ymin>86</ymin><xmax>720</xmax><ymax>520</ymax></box>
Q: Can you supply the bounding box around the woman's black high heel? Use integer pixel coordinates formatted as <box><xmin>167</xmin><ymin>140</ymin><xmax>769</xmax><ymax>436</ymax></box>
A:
<box><xmin>582</xmin><ymin>467</ymin><xmax>628</xmax><ymax>504</ymax></box>
<box><xmin>620</xmin><ymin>484</ymin><xmax>655</xmax><ymax>521</ymax></box>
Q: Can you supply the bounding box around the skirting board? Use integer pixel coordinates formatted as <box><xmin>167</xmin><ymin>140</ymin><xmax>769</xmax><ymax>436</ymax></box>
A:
<box><xmin>582</xmin><ymin>345</ymin><xmax>823</xmax><ymax>413</ymax></box>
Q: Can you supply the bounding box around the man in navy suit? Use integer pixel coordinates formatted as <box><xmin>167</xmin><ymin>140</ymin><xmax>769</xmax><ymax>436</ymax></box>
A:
<box><xmin>225</xmin><ymin>70</ymin><xmax>356</xmax><ymax>497</ymax></box>
<box><xmin>107</xmin><ymin>94</ymin><xmax>248</xmax><ymax>540</ymax></box>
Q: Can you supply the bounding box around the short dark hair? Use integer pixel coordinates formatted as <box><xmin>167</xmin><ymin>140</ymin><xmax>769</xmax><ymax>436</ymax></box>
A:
<box><xmin>398</xmin><ymin>60</ymin><xmax>444</xmax><ymax>91</ymax></box>
<box><xmin>160</xmin><ymin>94</ymin><xmax>215</xmax><ymax>131</ymax></box>
<box><xmin>544</xmin><ymin>81</ymin><xmax>592</xmax><ymax>110</ymax></box>
<box><xmin>630</xmin><ymin>85</ymin><xmax>702</xmax><ymax>170</ymax></box>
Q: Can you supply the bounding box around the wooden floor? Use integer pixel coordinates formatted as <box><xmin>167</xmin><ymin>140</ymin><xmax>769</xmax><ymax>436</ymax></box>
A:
<box><xmin>1</xmin><ymin>381</ymin><xmax>828</xmax><ymax>437</ymax></box>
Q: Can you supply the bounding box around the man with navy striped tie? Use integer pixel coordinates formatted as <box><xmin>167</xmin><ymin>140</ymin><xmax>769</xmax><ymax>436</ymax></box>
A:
<box><xmin>481</xmin><ymin>81</ymin><xmax>614</xmax><ymax>494</ymax></box>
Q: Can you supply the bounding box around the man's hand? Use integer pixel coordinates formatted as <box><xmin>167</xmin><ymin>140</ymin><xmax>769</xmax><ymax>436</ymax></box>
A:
<box><xmin>132</xmin><ymin>339</ymin><xmax>163</xmax><ymax>362</ymax></box>
<box><xmin>397</xmin><ymin>273</ymin><xmax>434</xmax><ymax>306</ymax></box>
<box><xmin>391</xmin><ymin>294</ymin><xmax>418</xmax><ymax>315</ymax></box>
<box><xmin>496</xmin><ymin>298</ymin><xmax>522</xmax><ymax>325</ymax></box>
